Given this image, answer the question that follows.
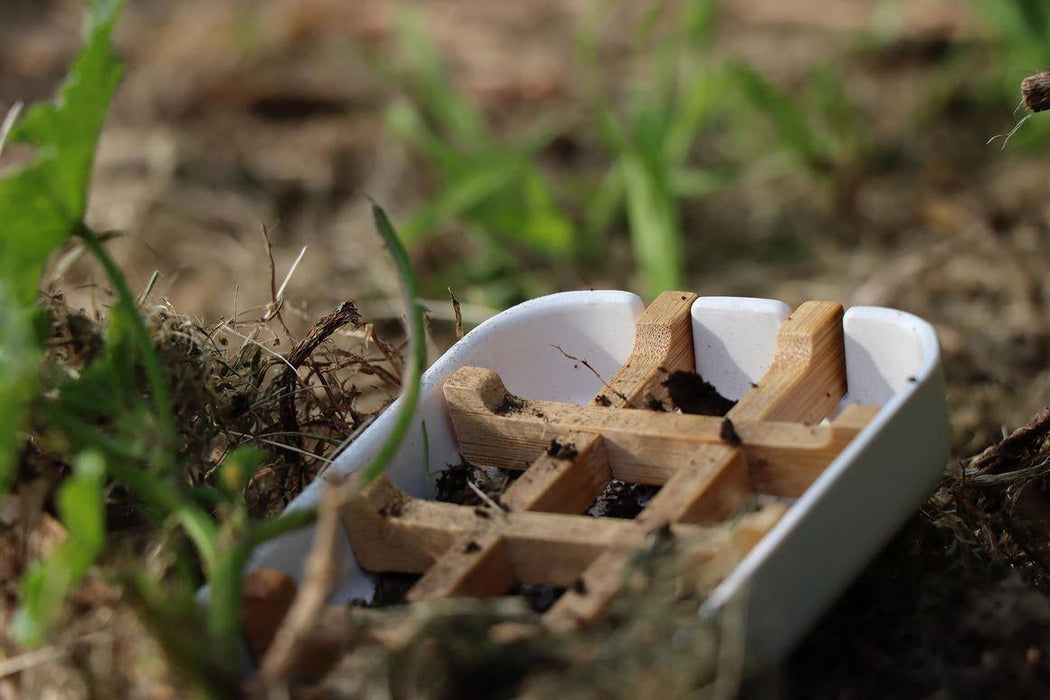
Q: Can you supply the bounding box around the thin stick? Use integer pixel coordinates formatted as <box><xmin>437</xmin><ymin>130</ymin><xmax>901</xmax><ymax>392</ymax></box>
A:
<box><xmin>220</xmin><ymin>323</ymin><xmax>299</xmax><ymax>374</ymax></box>
<box><xmin>255</xmin><ymin>482</ymin><xmax>343</xmax><ymax>685</ymax></box>
<box><xmin>225</xmin><ymin>431</ymin><xmax>334</xmax><ymax>464</ymax></box>
<box><xmin>987</xmin><ymin>114</ymin><xmax>1032</xmax><ymax>150</ymax></box>
<box><xmin>137</xmin><ymin>270</ymin><xmax>160</xmax><ymax>305</ymax></box>
<box><xmin>552</xmin><ymin>344</ymin><xmax>628</xmax><ymax>401</ymax></box>
<box><xmin>449</xmin><ymin>287</ymin><xmax>464</xmax><ymax>340</ymax></box>
<box><xmin>260</xmin><ymin>224</ymin><xmax>294</xmax><ymax>341</ymax></box>
<box><xmin>275</xmin><ymin>246</ymin><xmax>308</xmax><ymax>303</ymax></box>
<box><xmin>467</xmin><ymin>479</ymin><xmax>505</xmax><ymax>513</ymax></box>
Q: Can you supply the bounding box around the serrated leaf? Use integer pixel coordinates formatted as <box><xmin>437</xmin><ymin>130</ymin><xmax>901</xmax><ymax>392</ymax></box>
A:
<box><xmin>0</xmin><ymin>0</ymin><xmax>126</xmax><ymax>490</ymax></box>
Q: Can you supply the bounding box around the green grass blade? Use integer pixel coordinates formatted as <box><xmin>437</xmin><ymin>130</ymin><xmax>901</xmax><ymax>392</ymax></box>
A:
<box><xmin>621</xmin><ymin>153</ymin><xmax>685</xmax><ymax>295</ymax></box>
<box><xmin>361</xmin><ymin>204</ymin><xmax>426</xmax><ymax>484</ymax></box>
<box><xmin>14</xmin><ymin>450</ymin><xmax>107</xmax><ymax>646</ymax></box>
<box><xmin>78</xmin><ymin>227</ymin><xmax>177</xmax><ymax>467</ymax></box>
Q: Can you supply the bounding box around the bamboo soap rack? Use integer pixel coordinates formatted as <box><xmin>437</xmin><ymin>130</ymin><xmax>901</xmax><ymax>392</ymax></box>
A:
<box><xmin>247</xmin><ymin>290</ymin><xmax>949</xmax><ymax>662</ymax></box>
<box><xmin>343</xmin><ymin>294</ymin><xmax>879</xmax><ymax>628</ymax></box>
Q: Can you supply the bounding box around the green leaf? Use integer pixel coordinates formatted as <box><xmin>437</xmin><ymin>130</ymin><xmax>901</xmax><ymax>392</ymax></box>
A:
<box><xmin>0</xmin><ymin>0</ymin><xmax>126</xmax><ymax>490</ymax></box>
<box><xmin>14</xmin><ymin>450</ymin><xmax>107</xmax><ymax>646</ymax></box>
<box><xmin>0</xmin><ymin>0</ymin><xmax>126</xmax><ymax>298</ymax></box>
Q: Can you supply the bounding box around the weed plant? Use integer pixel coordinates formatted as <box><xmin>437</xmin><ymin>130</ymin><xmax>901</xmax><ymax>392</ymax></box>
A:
<box><xmin>0</xmin><ymin>2</ymin><xmax>426</xmax><ymax>693</ymax></box>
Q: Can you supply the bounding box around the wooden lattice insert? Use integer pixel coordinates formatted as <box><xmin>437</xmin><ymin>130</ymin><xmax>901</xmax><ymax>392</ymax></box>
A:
<box><xmin>341</xmin><ymin>292</ymin><xmax>878</xmax><ymax>627</ymax></box>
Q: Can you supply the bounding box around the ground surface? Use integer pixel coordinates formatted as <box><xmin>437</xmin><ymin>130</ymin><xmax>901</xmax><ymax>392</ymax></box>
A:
<box><xmin>3</xmin><ymin>0</ymin><xmax>1050</xmax><ymax>697</ymax></box>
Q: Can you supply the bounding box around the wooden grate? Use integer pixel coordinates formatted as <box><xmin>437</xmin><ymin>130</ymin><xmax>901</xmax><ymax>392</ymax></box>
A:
<box><xmin>342</xmin><ymin>292</ymin><xmax>878</xmax><ymax>628</ymax></box>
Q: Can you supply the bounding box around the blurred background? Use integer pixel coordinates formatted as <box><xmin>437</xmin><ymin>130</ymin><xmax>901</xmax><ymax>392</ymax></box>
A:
<box><xmin>3</xmin><ymin>0</ymin><xmax>1049</xmax><ymax>458</ymax></box>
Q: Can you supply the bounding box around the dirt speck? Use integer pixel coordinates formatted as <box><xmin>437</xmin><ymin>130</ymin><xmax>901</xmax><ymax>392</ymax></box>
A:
<box><xmin>719</xmin><ymin>418</ymin><xmax>742</xmax><ymax>446</ymax></box>
<box><xmin>647</xmin><ymin>522</ymin><xmax>675</xmax><ymax>545</ymax></box>
<box><xmin>547</xmin><ymin>439</ymin><xmax>579</xmax><ymax>460</ymax></box>
<box><xmin>495</xmin><ymin>395</ymin><xmax>526</xmax><ymax>415</ymax></box>
<box><xmin>645</xmin><ymin>394</ymin><xmax>665</xmax><ymax>412</ymax></box>
<box><xmin>378</xmin><ymin>500</ymin><xmax>405</xmax><ymax>518</ymax></box>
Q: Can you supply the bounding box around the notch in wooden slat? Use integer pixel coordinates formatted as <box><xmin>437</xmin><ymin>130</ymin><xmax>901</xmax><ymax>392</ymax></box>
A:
<box><xmin>593</xmin><ymin>291</ymin><xmax>699</xmax><ymax>409</ymax></box>
<box><xmin>730</xmin><ymin>301</ymin><xmax>846</xmax><ymax>424</ymax></box>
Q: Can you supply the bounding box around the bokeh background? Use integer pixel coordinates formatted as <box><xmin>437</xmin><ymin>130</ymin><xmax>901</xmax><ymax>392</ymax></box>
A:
<box><xmin>5</xmin><ymin>0</ymin><xmax>1050</xmax><ymax>694</ymax></box>
<box><xmin>5</xmin><ymin>0</ymin><xmax>1050</xmax><ymax>458</ymax></box>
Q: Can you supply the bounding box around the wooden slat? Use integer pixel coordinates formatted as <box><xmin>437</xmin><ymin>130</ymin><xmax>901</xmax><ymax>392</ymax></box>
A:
<box><xmin>547</xmin><ymin>503</ymin><xmax>788</xmax><ymax>628</ymax></box>
<box><xmin>342</xmin><ymin>475</ymin><xmax>768</xmax><ymax>589</ymax></box>
<box><xmin>634</xmin><ymin>445</ymin><xmax>749</xmax><ymax>528</ymax></box>
<box><xmin>634</xmin><ymin>298</ymin><xmax>848</xmax><ymax>525</ymax></box>
<box><xmin>499</xmin><ymin>432</ymin><xmax>609</xmax><ymax>513</ymax></box>
<box><xmin>593</xmin><ymin>291</ymin><xmax>699</xmax><ymax>409</ymax></box>
<box><xmin>545</xmin><ymin>549</ymin><xmax>629</xmax><ymax>629</ymax></box>
<box><xmin>444</xmin><ymin>366</ymin><xmax>869</xmax><ymax>497</ymax></box>
<box><xmin>406</xmin><ymin>531</ymin><xmax>516</xmax><ymax>602</ymax></box>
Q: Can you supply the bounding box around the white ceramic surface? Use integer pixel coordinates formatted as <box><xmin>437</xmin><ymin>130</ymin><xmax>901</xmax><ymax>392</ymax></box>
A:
<box><xmin>245</xmin><ymin>291</ymin><xmax>948</xmax><ymax>664</ymax></box>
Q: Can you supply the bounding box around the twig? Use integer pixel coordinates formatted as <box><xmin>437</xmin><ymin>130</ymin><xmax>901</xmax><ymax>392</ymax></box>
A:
<box><xmin>0</xmin><ymin>631</ymin><xmax>111</xmax><ymax>679</ymax></box>
<box><xmin>137</xmin><ymin>270</ymin><xmax>160</xmax><ymax>305</ymax></box>
<box><xmin>365</xmin><ymin>297</ymin><xmax>496</xmax><ymax>326</ymax></box>
<box><xmin>226</xmin><ymin>431</ymin><xmax>333</xmax><ymax>464</ymax></box>
<box><xmin>276</xmin><ymin>246</ymin><xmax>308</xmax><ymax>304</ymax></box>
<box><xmin>221</xmin><ymin>323</ymin><xmax>298</xmax><ymax>374</ymax></box>
<box><xmin>551</xmin><ymin>344</ymin><xmax>627</xmax><ymax>401</ymax></box>
<box><xmin>254</xmin><ymin>482</ymin><xmax>344</xmax><ymax>686</ymax></box>
<box><xmin>962</xmin><ymin>455</ymin><xmax>1050</xmax><ymax>487</ymax></box>
<box><xmin>467</xmin><ymin>479</ymin><xmax>505</xmax><ymax>513</ymax></box>
<box><xmin>260</xmin><ymin>224</ymin><xmax>295</xmax><ymax>341</ymax></box>
<box><xmin>449</xmin><ymin>287</ymin><xmax>464</xmax><ymax>340</ymax></box>
<box><xmin>278</xmin><ymin>301</ymin><xmax>363</xmax><ymax>454</ymax></box>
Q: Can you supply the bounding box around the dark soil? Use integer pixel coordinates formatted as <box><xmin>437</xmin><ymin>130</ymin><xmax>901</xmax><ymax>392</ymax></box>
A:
<box><xmin>586</xmin><ymin>480</ymin><xmax>660</xmax><ymax>520</ymax></box>
<box><xmin>368</xmin><ymin>572</ymin><xmax>422</xmax><ymax>608</ymax></box>
<box><xmin>780</xmin><ymin>518</ymin><xmax>1050</xmax><ymax>699</ymax></box>
<box><xmin>546</xmin><ymin>439</ymin><xmax>579</xmax><ymax>460</ymax></box>
<box><xmin>663</xmin><ymin>370</ymin><xmax>737</xmax><ymax>416</ymax></box>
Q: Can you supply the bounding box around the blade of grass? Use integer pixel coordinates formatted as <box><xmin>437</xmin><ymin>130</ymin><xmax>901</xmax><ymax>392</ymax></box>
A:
<box><xmin>14</xmin><ymin>451</ymin><xmax>107</xmax><ymax>646</ymax></box>
<box><xmin>77</xmin><ymin>226</ymin><xmax>177</xmax><ymax>469</ymax></box>
<box><xmin>359</xmin><ymin>204</ymin><xmax>426</xmax><ymax>484</ymax></box>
